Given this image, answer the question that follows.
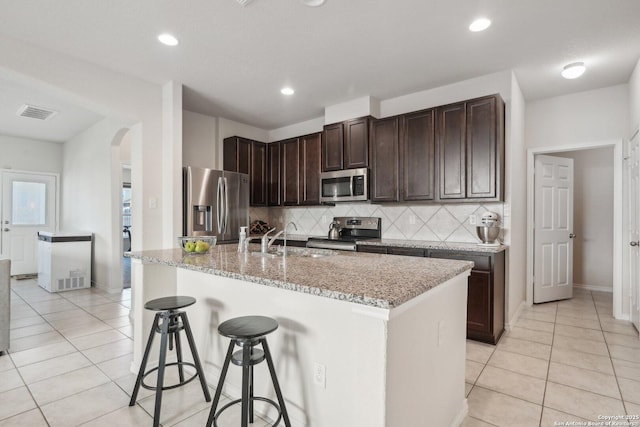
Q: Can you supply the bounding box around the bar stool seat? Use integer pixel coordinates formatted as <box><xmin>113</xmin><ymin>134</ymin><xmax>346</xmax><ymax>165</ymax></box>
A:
<box><xmin>130</xmin><ymin>296</ymin><xmax>211</xmax><ymax>427</ymax></box>
<box><xmin>207</xmin><ymin>315</ymin><xmax>291</xmax><ymax>427</ymax></box>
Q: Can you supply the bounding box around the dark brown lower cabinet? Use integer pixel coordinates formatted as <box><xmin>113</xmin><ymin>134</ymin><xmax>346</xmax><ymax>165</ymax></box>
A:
<box><xmin>358</xmin><ymin>244</ymin><xmax>505</xmax><ymax>344</ymax></box>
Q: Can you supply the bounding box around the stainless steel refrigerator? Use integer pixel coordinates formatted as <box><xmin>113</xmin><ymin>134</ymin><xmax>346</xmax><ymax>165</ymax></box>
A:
<box><xmin>183</xmin><ymin>166</ymin><xmax>249</xmax><ymax>242</ymax></box>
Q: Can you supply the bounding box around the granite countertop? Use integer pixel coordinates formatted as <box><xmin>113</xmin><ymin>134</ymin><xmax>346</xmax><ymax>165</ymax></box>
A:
<box><xmin>127</xmin><ymin>245</ymin><xmax>473</xmax><ymax>309</ymax></box>
<box><xmin>356</xmin><ymin>239</ymin><xmax>508</xmax><ymax>253</ymax></box>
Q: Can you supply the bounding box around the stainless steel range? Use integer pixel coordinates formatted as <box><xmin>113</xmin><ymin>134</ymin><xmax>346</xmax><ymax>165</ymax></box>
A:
<box><xmin>306</xmin><ymin>217</ymin><xmax>381</xmax><ymax>251</ymax></box>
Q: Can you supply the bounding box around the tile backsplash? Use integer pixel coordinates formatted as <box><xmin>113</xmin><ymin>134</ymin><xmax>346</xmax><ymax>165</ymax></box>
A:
<box><xmin>250</xmin><ymin>203</ymin><xmax>505</xmax><ymax>244</ymax></box>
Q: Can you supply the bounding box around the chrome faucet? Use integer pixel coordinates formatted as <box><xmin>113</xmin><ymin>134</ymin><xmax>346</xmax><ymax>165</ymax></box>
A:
<box><xmin>261</xmin><ymin>228</ymin><xmax>283</xmax><ymax>253</ymax></box>
<box><xmin>283</xmin><ymin>222</ymin><xmax>298</xmax><ymax>255</ymax></box>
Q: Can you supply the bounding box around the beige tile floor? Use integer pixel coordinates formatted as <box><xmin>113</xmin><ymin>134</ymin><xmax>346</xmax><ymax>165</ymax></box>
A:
<box><xmin>3</xmin><ymin>280</ymin><xmax>639</xmax><ymax>427</ymax></box>
<box><xmin>1</xmin><ymin>278</ymin><xmax>270</xmax><ymax>426</ymax></box>
<box><xmin>463</xmin><ymin>288</ymin><xmax>640</xmax><ymax>427</ymax></box>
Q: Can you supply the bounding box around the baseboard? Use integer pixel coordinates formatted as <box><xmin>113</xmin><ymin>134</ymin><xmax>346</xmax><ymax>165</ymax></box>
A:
<box><xmin>505</xmin><ymin>300</ymin><xmax>526</xmax><ymax>332</ymax></box>
<box><xmin>449</xmin><ymin>398</ymin><xmax>469</xmax><ymax>427</ymax></box>
<box><xmin>574</xmin><ymin>283</ymin><xmax>613</xmax><ymax>293</ymax></box>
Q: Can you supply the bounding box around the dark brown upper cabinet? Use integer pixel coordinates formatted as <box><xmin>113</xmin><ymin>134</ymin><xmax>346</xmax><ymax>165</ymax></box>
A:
<box><xmin>300</xmin><ymin>132</ymin><xmax>322</xmax><ymax>205</ymax></box>
<box><xmin>369</xmin><ymin>116</ymin><xmax>400</xmax><ymax>202</ymax></box>
<box><xmin>322</xmin><ymin>117</ymin><xmax>371</xmax><ymax>172</ymax></box>
<box><xmin>344</xmin><ymin>117</ymin><xmax>370</xmax><ymax>169</ymax></box>
<box><xmin>250</xmin><ymin>142</ymin><xmax>267</xmax><ymax>206</ymax></box>
<box><xmin>466</xmin><ymin>95</ymin><xmax>504</xmax><ymax>200</ymax></box>
<box><xmin>436</xmin><ymin>103</ymin><xmax>466</xmax><ymax>200</ymax></box>
<box><xmin>267</xmin><ymin>142</ymin><xmax>281</xmax><ymax>206</ymax></box>
<box><xmin>223</xmin><ymin>136</ymin><xmax>251</xmax><ymax>175</ymax></box>
<box><xmin>322</xmin><ymin>122</ymin><xmax>344</xmax><ymax>171</ymax></box>
<box><xmin>401</xmin><ymin>109</ymin><xmax>436</xmax><ymax>201</ymax></box>
<box><xmin>223</xmin><ymin>136</ymin><xmax>267</xmax><ymax>206</ymax></box>
<box><xmin>280</xmin><ymin>138</ymin><xmax>301</xmax><ymax>206</ymax></box>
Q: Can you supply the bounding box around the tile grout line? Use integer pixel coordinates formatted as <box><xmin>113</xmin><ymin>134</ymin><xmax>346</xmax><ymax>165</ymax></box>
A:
<box><xmin>539</xmin><ymin>298</ymin><xmax>559</xmax><ymax>427</ymax></box>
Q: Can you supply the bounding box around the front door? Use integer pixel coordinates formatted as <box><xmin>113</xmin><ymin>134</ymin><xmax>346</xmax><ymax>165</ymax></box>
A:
<box><xmin>628</xmin><ymin>131</ymin><xmax>640</xmax><ymax>331</ymax></box>
<box><xmin>534</xmin><ymin>155</ymin><xmax>575</xmax><ymax>303</ymax></box>
<box><xmin>0</xmin><ymin>171</ymin><xmax>57</xmax><ymax>275</ymax></box>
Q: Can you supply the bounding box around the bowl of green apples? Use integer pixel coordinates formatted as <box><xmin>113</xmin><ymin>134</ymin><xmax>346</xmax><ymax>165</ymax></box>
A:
<box><xmin>178</xmin><ymin>236</ymin><xmax>216</xmax><ymax>255</ymax></box>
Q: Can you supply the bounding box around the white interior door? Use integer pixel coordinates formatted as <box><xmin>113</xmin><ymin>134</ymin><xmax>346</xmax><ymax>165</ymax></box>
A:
<box><xmin>534</xmin><ymin>155</ymin><xmax>575</xmax><ymax>303</ymax></box>
<box><xmin>628</xmin><ymin>131</ymin><xmax>640</xmax><ymax>331</ymax></box>
<box><xmin>1</xmin><ymin>171</ymin><xmax>57</xmax><ymax>275</ymax></box>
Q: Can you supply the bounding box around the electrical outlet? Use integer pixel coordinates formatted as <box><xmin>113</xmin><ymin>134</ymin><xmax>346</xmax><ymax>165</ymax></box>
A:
<box><xmin>322</xmin><ymin>215</ymin><xmax>327</xmax><ymax>224</ymax></box>
<box><xmin>409</xmin><ymin>214</ymin><xmax>416</xmax><ymax>225</ymax></box>
<box><xmin>313</xmin><ymin>362</ymin><xmax>326</xmax><ymax>388</ymax></box>
<box><xmin>469</xmin><ymin>214</ymin><xmax>476</xmax><ymax>225</ymax></box>
<box><xmin>148</xmin><ymin>197</ymin><xmax>157</xmax><ymax>209</ymax></box>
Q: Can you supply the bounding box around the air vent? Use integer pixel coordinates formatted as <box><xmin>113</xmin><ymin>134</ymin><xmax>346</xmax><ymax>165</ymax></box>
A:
<box><xmin>16</xmin><ymin>104</ymin><xmax>58</xmax><ymax>121</ymax></box>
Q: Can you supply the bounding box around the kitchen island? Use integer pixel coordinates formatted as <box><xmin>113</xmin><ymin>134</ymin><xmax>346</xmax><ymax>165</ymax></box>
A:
<box><xmin>128</xmin><ymin>245</ymin><xmax>473</xmax><ymax>427</ymax></box>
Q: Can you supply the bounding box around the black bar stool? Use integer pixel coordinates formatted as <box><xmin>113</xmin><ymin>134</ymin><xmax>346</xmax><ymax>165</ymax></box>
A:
<box><xmin>129</xmin><ymin>296</ymin><xmax>211</xmax><ymax>427</ymax></box>
<box><xmin>206</xmin><ymin>315</ymin><xmax>291</xmax><ymax>427</ymax></box>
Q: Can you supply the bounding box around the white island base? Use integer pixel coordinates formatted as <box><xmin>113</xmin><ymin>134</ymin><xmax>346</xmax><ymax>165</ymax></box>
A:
<box><xmin>131</xmin><ymin>259</ymin><xmax>469</xmax><ymax>427</ymax></box>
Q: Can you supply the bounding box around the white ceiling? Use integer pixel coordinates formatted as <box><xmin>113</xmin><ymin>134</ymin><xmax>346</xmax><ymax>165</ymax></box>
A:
<box><xmin>1</xmin><ymin>0</ymin><xmax>639</xmax><ymax>141</ymax></box>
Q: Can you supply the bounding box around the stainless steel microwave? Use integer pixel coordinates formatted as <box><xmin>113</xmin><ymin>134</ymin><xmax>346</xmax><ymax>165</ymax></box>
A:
<box><xmin>320</xmin><ymin>168</ymin><xmax>368</xmax><ymax>203</ymax></box>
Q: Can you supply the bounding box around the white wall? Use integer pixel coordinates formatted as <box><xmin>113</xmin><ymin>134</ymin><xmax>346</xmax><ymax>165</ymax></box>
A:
<box><xmin>630</xmin><ymin>58</ymin><xmax>640</xmax><ymax>134</ymax></box>
<box><xmin>0</xmin><ymin>134</ymin><xmax>63</xmax><ymax>173</ymax></box>
<box><xmin>183</xmin><ymin>110</ymin><xmax>217</xmax><ymax>168</ymax></box>
<box><xmin>505</xmin><ymin>73</ymin><xmax>527</xmax><ymax>323</ymax></box>
<box><xmin>61</xmin><ymin>117</ymin><xmax>129</xmax><ymax>291</ymax></box>
<box><xmin>526</xmin><ymin>84</ymin><xmax>629</xmax><ymax>149</ymax></box>
<box><xmin>556</xmin><ymin>148</ymin><xmax>614</xmax><ymax>289</ymax></box>
<box><xmin>268</xmin><ymin>116</ymin><xmax>324</xmax><ymax>142</ymax></box>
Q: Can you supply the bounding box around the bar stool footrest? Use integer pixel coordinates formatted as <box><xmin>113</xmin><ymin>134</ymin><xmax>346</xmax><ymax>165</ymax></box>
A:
<box><xmin>213</xmin><ymin>396</ymin><xmax>283</xmax><ymax>427</ymax></box>
<box><xmin>141</xmin><ymin>362</ymin><xmax>200</xmax><ymax>391</ymax></box>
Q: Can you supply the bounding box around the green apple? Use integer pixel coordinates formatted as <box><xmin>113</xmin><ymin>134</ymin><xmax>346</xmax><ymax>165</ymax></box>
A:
<box><xmin>184</xmin><ymin>241</ymin><xmax>196</xmax><ymax>252</ymax></box>
<box><xmin>195</xmin><ymin>241</ymin><xmax>210</xmax><ymax>253</ymax></box>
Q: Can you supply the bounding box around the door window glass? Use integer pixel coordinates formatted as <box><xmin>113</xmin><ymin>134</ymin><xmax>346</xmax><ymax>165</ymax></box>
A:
<box><xmin>12</xmin><ymin>181</ymin><xmax>47</xmax><ymax>225</ymax></box>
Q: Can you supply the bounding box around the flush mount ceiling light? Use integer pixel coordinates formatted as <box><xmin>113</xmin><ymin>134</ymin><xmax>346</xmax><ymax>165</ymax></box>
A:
<box><xmin>300</xmin><ymin>0</ymin><xmax>326</xmax><ymax>6</ymax></box>
<box><xmin>281</xmin><ymin>87</ymin><xmax>295</xmax><ymax>95</ymax></box>
<box><xmin>561</xmin><ymin>62</ymin><xmax>586</xmax><ymax>79</ymax></box>
<box><xmin>469</xmin><ymin>18</ymin><xmax>491</xmax><ymax>32</ymax></box>
<box><xmin>158</xmin><ymin>33</ymin><xmax>179</xmax><ymax>46</ymax></box>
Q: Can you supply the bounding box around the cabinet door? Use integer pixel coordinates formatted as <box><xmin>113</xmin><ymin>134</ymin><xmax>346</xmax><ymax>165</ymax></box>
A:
<box><xmin>267</xmin><ymin>142</ymin><xmax>281</xmax><ymax>206</ymax></box>
<box><xmin>370</xmin><ymin>117</ymin><xmax>400</xmax><ymax>202</ymax></box>
<box><xmin>344</xmin><ymin>117</ymin><xmax>369</xmax><ymax>169</ymax></box>
<box><xmin>467</xmin><ymin>270</ymin><xmax>492</xmax><ymax>337</ymax></box>
<box><xmin>322</xmin><ymin>123</ymin><xmax>344</xmax><ymax>171</ymax></box>
<box><xmin>300</xmin><ymin>133</ymin><xmax>322</xmax><ymax>205</ymax></box>
<box><xmin>250</xmin><ymin>142</ymin><xmax>267</xmax><ymax>206</ymax></box>
<box><xmin>466</xmin><ymin>95</ymin><xmax>503</xmax><ymax>200</ymax></box>
<box><xmin>223</xmin><ymin>137</ymin><xmax>251</xmax><ymax>174</ymax></box>
<box><xmin>402</xmin><ymin>109</ymin><xmax>435</xmax><ymax>201</ymax></box>
<box><xmin>437</xmin><ymin>103</ymin><xmax>466</xmax><ymax>199</ymax></box>
<box><xmin>281</xmin><ymin>138</ymin><xmax>300</xmax><ymax>206</ymax></box>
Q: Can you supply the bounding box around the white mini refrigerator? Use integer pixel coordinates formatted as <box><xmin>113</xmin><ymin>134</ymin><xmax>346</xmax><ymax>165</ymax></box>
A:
<box><xmin>38</xmin><ymin>231</ymin><xmax>92</xmax><ymax>292</ymax></box>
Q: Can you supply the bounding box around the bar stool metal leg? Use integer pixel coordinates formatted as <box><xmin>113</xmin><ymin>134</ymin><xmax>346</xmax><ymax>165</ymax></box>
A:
<box><xmin>261</xmin><ymin>338</ymin><xmax>292</xmax><ymax>427</ymax></box>
<box><xmin>179</xmin><ymin>312</ymin><xmax>211</xmax><ymax>402</ymax></box>
<box><xmin>173</xmin><ymin>316</ymin><xmax>185</xmax><ymax>383</ymax></box>
<box><xmin>241</xmin><ymin>343</ymin><xmax>251</xmax><ymax>427</ymax></box>
<box><xmin>206</xmin><ymin>340</ymin><xmax>235</xmax><ymax>427</ymax></box>
<box><xmin>152</xmin><ymin>312</ymin><xmax>171</xmax><ymax>427</ymax></box>
<box><xmin>129</xmin><ymin>312</ymin><xmax>161</xmax><ymax>406</ymax></box>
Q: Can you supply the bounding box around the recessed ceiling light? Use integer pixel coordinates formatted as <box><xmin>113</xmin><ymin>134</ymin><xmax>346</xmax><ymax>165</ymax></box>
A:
<box><xmin>158</xmin><ymin>33</ymin><xmax>179</xmax><ymax>46</ymax></box>
<box><xmin>281</xmin><ymin>87</ymin><xmax>295</xmax><ymax>95</ymax></box>
<box><xmin>300</xmin><ymin>0</ymin><xmax>326</xmax><ymax>6</ymax></box>
<box><xmin>469</xmin><ymin>18</ymin><xmax>491</xmax><ymax>32</ymax></box>
<box><xmin>561</xmin><ymin>62</ymin><xmax>586</xmax><ymax>79</ymax></box>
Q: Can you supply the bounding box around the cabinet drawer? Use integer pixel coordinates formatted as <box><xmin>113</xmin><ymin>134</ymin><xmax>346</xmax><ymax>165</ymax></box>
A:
<box><xmin>357</xmin><ymin>245</ymin><xmax>388</xmax><ymax>254</ymax></box>
<box><xmin>428</xmin><ymin>250</ymin><xmax>491</xmax><ymax>271</ymax></box>
<box><xmin>387</xmin><ymin>247</ymin><xmax>425</xmax><ymax>257</ymax></box>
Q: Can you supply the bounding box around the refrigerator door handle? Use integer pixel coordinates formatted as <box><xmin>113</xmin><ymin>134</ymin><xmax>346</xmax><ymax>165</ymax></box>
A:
<box><xmin>216</xmin><ymin>177</ymin><xmax>224</xmax><ymax>234</ymax></box>
<box><xmin>224</xmin><ymin>177</ymin><xmax>230</xmax><ymax>234</ymax></box>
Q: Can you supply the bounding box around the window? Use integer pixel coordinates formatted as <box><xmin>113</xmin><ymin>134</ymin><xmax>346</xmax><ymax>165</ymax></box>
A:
<box><xmin>122</xmin><ymin>184</ymin><xmax>131</xmax><ymax>227</ymax></box>
<box><xmin>12</xmin><ymin>181</ymin><xmax>47</xmax><ymax>225</ymax></box>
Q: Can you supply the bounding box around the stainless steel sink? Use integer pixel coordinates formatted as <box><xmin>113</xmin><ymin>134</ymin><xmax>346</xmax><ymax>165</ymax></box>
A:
<box><xmin>250</xmin><ymin>251</ymin><xmax>282</xmax><ymax>258</ymax></box>
<box><xmin>276</xmin><ymin>247</ymin><xmax>337</xmax><ymax>258</ymax></box>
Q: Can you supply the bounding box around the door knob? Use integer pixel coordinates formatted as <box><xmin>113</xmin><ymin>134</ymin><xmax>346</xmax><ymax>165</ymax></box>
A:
<box><xmin>3</xmin><ymin>228</ymin><xmax>9</xmax><ymax>232</ymax></box>
<box><xmin>631</xmin><ymin>241</ymin><xmax>640</xmax><ymax>247</ymax></box>
<box><xmin>569</xmin><ymin>233</ymin><xmax>576</xmax><ymax>238</ymax></box>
